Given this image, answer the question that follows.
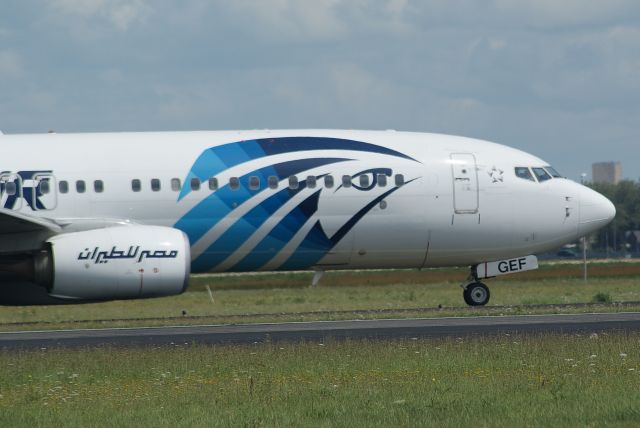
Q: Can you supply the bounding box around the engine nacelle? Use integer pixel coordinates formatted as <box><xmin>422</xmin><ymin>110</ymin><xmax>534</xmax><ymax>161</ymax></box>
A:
<box><xmin>35</xmin><ymin>226</ymin><xmax>191</xmax><ymax>301</ymax></box>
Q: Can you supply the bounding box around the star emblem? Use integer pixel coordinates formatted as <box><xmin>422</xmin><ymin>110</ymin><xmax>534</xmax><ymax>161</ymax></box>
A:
<box><xmin>488</xmin><ymin>166</ymin><xmax>504</xmax><ymax>183</ymax></box>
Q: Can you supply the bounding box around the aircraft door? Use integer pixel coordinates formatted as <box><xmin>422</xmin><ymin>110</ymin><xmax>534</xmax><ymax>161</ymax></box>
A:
<box><xmin>451</xmin><ymin>153</ymin><xmax>479</xmax><ymax>214</ymax></box>
<box><xmin>31</xmin><ymin>173</ymin><xmax>57</xmax><ymax>210</ymax></box>
<box><xmin>0</xmin><ymin>173</ymin><xmax>22</xmax><ymax>210</ymax></box>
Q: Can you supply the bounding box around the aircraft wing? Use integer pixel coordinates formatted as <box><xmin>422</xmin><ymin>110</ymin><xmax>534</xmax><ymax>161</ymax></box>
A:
<box><xmin>0</xmin><ymin>209</ymin><xmax>62</xmax><ymax>234</ymax></box>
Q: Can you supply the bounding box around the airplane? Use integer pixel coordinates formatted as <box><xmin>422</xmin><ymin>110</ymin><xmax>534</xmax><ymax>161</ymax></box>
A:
<box><xmin>0</xmin><ymin>129</ymin><xmax>615</xmax><ymax>306</ymax></box>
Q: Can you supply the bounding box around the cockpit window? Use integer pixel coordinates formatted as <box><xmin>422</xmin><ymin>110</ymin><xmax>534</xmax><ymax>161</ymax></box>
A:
<box><xmin>544</xmin><ymin>166</ymin><xmax>562</xmax><ymax>178</ymax></box>
<box><xmin>515</xmin><ymin>167</ymin><xmax>535</xmax><ymax>181</ymax></box>
<box><xmin>532</xmin><ymin>167</ymin><xmax>552</xmax><ymax>182</ymax></box>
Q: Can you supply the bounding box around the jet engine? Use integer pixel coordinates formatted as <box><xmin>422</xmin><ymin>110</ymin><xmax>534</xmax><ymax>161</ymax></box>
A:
<box><xmin>29</xmin><ymin>225</ymin><xmax>191</xmax><ymax>301</ymax></box>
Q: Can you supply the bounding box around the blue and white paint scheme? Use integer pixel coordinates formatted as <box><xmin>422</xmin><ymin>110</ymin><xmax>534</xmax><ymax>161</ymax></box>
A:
<box><xmin>174</xmin><ymin>136</ymin><xmax>420</xmax><ymax>273</ymax></box>
<box><xmin>0</xmin><ymin>129</ymin><xmax>615</xmax><ymax>305</ymax></box>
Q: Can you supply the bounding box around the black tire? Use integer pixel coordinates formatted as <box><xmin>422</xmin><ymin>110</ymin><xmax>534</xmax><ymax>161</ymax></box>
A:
<box><xmin>463</xmin><ymin>282</ymin><xmax>490</xmax><ymax>306</ymax></box>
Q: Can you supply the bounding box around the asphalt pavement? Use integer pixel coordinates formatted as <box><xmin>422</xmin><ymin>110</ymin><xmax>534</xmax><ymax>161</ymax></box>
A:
<box><xmin>0</xmin><ymin>312</ymin><xmax>639</xmax><ymax>349</ymax></box>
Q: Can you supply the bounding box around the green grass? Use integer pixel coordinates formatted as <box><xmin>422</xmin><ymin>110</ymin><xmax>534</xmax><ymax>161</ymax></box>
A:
<box><xmin>0</xmin><ymin>333</ymin><xmax>639</xmax><ymax>427</ymax></box>
<box><xmin>1</xmin><ymin>280</ymin><xmax>639</xmax><ymax>330</ymax></box>
<box><xmin>1</xmin><ymin>262</ymin><xmax>640</xmax><ymax>331</ymax></box>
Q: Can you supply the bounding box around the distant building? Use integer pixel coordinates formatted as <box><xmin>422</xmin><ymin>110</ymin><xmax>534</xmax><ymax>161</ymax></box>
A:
<box><xmin>592</xmin><ymin>161</ymin><xmax>622</xmax><ymax>184</ymax></box>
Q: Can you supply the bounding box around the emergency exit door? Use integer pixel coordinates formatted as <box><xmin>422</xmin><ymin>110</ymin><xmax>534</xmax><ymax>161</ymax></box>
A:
<box><xmin>451</xmin><ymin>153</ymin><xmax>479</xmax><ymax>214</ymax></box>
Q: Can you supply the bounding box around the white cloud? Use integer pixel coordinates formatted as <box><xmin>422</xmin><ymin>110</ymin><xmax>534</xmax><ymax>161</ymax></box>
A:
<box><xmin>345</xmin><ymin>0</ymin><xmax>418</xmax><ymax>35</ymax></box>
<box><xmin>50</xmin><ymin>0</ymin><xmax>107</xmax><ymax>16</ymax></box>
<box><xmin>385</xmin><ymin>0</ymin><xmax>409</xmax><ymax>16</ymax></box>
<box><xmin>49</xmin><ymin>0</ymin><xmax>151</xmax><ymax>31</ymax></box>
<box><xmin>488</xmin><ymin>38</ymin><xmax>507</xmax><ymax>50</ymax></box>
<box><xmin>329</xmin><ymin>62</ymin><xmax>396</xmax><ymax>106</ymax></box>
<box><xmin>492</xmin><ymin>0</ymin><xmax>639</xmax><ymax>27</ymax></box>
<box><xmin>223</xmin><ymin>0</ymin><xmax>420</xmax><ymax>41</ymax></box>
<box><xmin>98</xmin><ymin>68</ymin><xmax>125</xmax><ymax>83</ymax></box>
<box><xmin>2</xmin><ymin>1</ymin><xmax>640</xmax><ymax>177</ymax></box>
<box><xmin>0</xmin><ymin>50</ymin><xmax>23</xmax><ymax>79</ymax></box>
<box><xmin>226</xmin><ymin>0</ymin><xmax>346</xmax><ymax>41</ymax></box>
<box><xmin>604</xmin><ymin>25</ymin><xmax>640</xmax><ymax>50</ymax></box>
<box><xmin>24</xmin><ymin>90</ymin><xmax>57</xmax><ymax>112</ymax></box>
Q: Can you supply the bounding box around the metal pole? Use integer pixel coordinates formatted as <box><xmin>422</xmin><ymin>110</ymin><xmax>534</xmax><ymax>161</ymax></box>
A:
<box><xmin>582</xmin><ymin>236</ymin><xmax>588</xmax><ymax>282</ymax></box>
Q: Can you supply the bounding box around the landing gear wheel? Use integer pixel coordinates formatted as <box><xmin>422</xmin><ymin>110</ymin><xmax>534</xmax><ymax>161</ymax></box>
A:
<box><xmin>463</xmin><ymin>282</ymin><xmax>490</xmax><ymax>306</ymax></box>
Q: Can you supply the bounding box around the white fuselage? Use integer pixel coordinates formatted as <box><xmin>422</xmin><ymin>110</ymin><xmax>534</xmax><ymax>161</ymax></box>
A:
<box><xmin>0</xmin><ymin>130</ymin><xmax>615</xmax><ymax>273</ymax></box>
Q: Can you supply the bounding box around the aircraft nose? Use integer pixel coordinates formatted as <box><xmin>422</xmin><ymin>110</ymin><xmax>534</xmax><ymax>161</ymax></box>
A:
<box><xmin>578</xmin><ymin>186</ymin><xmax>616</xmax><ymax>236</ymax></box>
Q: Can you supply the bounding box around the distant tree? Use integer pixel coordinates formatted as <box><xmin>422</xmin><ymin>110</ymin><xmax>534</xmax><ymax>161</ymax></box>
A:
<box><xmin>587</xmin><ymin>180</ymin><xmax>640</xmax><ymax>251</ymax></box>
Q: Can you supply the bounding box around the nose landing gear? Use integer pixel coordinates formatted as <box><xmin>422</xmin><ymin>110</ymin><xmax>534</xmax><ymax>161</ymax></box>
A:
<box><xmin>461</xmin><ymin>267</ymin><xmax>490</xmax><ymax>306</ymax></box>
<box><xmin>460</xmin><ymin>256</ymin><xmax>539</xmax><ymax>306</ymax></box>
<box><xmin>463</xmin><ymin>281</ymin><xmax>490</xmax><ymax>306</ymax></box>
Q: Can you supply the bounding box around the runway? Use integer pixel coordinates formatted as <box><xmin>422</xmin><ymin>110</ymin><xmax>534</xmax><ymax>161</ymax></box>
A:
<box><xmin>1</xmin><ymin>312</ymin><xmax>639</xmax><ymax>349</ymax></box>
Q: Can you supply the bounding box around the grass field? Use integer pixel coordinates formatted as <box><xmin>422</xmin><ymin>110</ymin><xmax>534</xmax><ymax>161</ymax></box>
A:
<box><xmin>0</xmin><ymin>333</ymin><xmax>638</xmax><ymax>427</ymax></box>
<box><xmin>0</xmin><ymin>262</ymin><xmax>639</xmax><ymax>331</ymax></box>
<box><xmin>1</xmin><ymin>262</ymin><xmax>639</xmax><ymax>427</ymax></box>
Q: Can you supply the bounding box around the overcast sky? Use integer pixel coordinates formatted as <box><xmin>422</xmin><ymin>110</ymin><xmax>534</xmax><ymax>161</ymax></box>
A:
<box><xmin>1</xmin><ymin>1</ymin><xmax>639</xmax><ymax>181</ymax></box>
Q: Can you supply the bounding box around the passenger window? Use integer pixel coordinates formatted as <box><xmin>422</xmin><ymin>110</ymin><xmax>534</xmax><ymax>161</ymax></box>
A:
<box><xmin>307</xmin><ymin>176</ymin><xmax>316</xmax><ymax>189</ymax></box>
<box><xmin>190</xmin><ymin>177</ymin><xmax>200</xmax><ymax>191</ymax></box>
<box><xmin>268</xmin><ymin>176</ymin><xmax>278</xmax><ymax>189</ymax></box>
<box><xmin>59</xmin><ymin>181</ymin><xmax>69</xmax><ymax>194</ymax></box>
<box><xmin>324</xmin><ymin>175</ymin><xmax>334</xmax><ymax>188</ymax></box>
<box><xmin>229</xmin><ymin>177</ymin><xmax>240</xmax><ymax>190</ymax></box>
<box><xmin>171</xmin><ymin>178</ymin><xmax>181</xmax><ymax>191</ymax></box>
<box><xmin>359</xmin><ymin>175</ymin><xmax>369</xmax><ymax>188</ymax></box>
<box><xmin>377</xmin><ymin>174</ymin><xmax>387</xmax><ymax>187</ymax></box>
<box><xmin>532</xmin><ymin>167</ymin><xmax>552</xmax><ymax>182</ymax></box>
<box><xmin>515</xmin><ymin>167</ymin><xmax>535</xmax><ymax>182</ymax></box>
<box><xmin>545</xmin><ymin>166</ymin><xmax>562</xmax><ymax>178</ymax></box>
<box><xmin>249</xmin><ymin>176</ymin><xmax>260</xmax><ymax>190</ymax></box>
<box><xmin>342</xmin><ymin>175</ymin><xmax>352</xmax><ymax>188</ymax></box>
<box><xmin>208</xmin><ymin>177</ymin><xmax>218</xmax><ymax>190</ymax></box>
<box><xmin>131</xmin><ymin>179</ymin><xmax>141</xmax><ymax>192</ymax></box>
<box><xmin>40</xmin><ymin>180</ymin><xmax>50</xmax><ymax>195</ymax></box>
<box><xmin>289</xmin><ymin>176</ymin><xmax>299</xmax><ymax>190</ymax></box>
<box><xmin>5</xmin><ymin>182</ymin><xmax>16</xmax><ymax>196</ymax></box>
<box><xmin>76</xmin><ymin>180</ymin><xmax>86</xmax><ymax>193</ymax></box>
<box><xmin>395</xmin><ymin>174</ymin><xmax>405</xmax><ymax>186</ymax></box>
<box><xmin>94</xmin><ymin>180</ymin><xmax>104</xmax><ymax>193</ymax></box>
<box><xmin>151</xmin><ymin>179</ymin><xmax>161</xmax><ymax>192</ymax></box>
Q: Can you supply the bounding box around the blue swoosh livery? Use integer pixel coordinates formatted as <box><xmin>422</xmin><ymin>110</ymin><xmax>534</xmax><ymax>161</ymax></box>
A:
<box><xmin>174</xmin><ymin>136</ymin><xmax>419</xmax><ymax>272</ymax></box>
